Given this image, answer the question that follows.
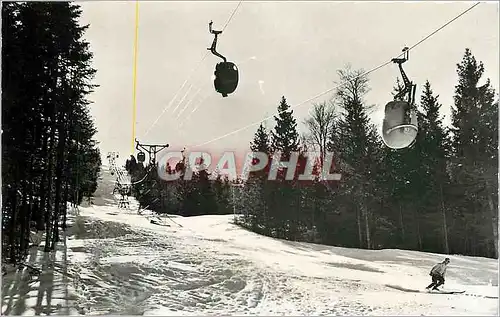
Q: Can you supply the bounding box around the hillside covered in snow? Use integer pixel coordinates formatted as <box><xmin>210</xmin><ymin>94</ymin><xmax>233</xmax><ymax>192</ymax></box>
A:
<box><xmin>2</xmin><ymin>167</ymin><xmax>498</xmax><ymax>315</ymax></box>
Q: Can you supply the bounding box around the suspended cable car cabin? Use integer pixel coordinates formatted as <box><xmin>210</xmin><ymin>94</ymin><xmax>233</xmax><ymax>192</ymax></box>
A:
<box><xmin>137</xmin><ymin>151</ymin><xmax>146</xmax><ymax>163</ymax></box>
<box><xmin>382</xmin><ymin>47</ymin><xmax>418</xmax><ymax>149</ymax></box>
<box><xmin>207</xmin><ymin>21</ymin><xmax>239</xmax><ymax>97</ymax></box>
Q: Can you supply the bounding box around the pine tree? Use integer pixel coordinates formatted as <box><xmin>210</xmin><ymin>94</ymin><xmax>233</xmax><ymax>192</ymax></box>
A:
<box><xmin>2</xmin><ymin>2</ymin><xmax>101</xmax><ymax>261</ymax></box>
<box><xmin>414</xmin><ymin>81</ymin><xmax>451</xmax><ymax>253</ymax></box>
<box><xmin>449</xmin><ymin>48</ymin><xmax>498</xmax><ymax>257</ymax></box>
<box><xmin>237</xmin><ymin>97</ymin><xmax>302</xmax><ymax>239</ymax></box>
<box><xmin>242</xmin><ymin>123</ymin><xmax>273</xmax><ymax>233</ymax></box>
<box><xmin>196</xmin><ymin>162</ymin><xmax>218</xmax><ymax>215</ymax></box>
<box><xmin>248</xmin><ymin>122</ymin><xmax>272</xmax><ymax>185</ymax></box>
<box><xmin>250</xmin><ymin>123</ymin><xmax>271</xmax><ymax>154</ymax></box>
<box><xmin>332</xmin><ymin>66</ymin><xmax>383</xmax><ymax>249</ymax></box>
<box><xmin>269</xmin><ymin>96</ymin><xmax>302</xmax><ymax>240</ymax></box>
<box><xmin>271</xmin><ymin>96</ymin><xmax>300</xmax><ymax>158</ymax></box>
<box><xmin>213</xmin><ymin>174</ymin><xmax>231</xmax><ymax>215</ymax></box>
<box><xmin>378</xmin><ymin>77</ymin><xmax>442</xmax><ymax>251</ymax></box>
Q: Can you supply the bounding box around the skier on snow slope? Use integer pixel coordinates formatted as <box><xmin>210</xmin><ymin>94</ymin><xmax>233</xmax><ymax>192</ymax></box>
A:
<box><xmin>426</xmin><ymin>257</ymin><xmax>450</xmax><ymax>291</ymax></box>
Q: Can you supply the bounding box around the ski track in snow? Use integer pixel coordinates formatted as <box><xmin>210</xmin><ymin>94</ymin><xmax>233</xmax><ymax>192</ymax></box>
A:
<box><xmin>66</xmin><ymin>216</ymin><xmax>382</xmax><ymax>316</ymax></box>
<box><xmin>2</xmin><ymin>165</ymin><xmax>499</xmax><ymax>316</ymax></box>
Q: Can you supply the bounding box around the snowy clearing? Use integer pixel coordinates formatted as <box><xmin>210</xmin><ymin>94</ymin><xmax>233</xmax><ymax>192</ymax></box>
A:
<box><xmin>2</xmin><ymin>167</ymin><xmax>499</xmax><ymax>315</ymax></box>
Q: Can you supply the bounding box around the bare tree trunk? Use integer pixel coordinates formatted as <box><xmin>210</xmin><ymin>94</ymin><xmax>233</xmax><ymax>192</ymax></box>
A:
<box><xmin>39</xmin><ymin>127</ymin><xmax>49</xmax><ymax>228</ymax></box>
<box><xmin>7</xmin><ymin>183</ymin><xmax>19</xmax><ymax>262</ymax></box>
<box><xmin>51</xmin><ymin>155</ymin><xmax>64</xmax><ymax>248</ymax></box>
<box><xmin>362</xmin><ymin>200</ymin><xmax>371</xmax><ymax>249</ymax></box>
<box><xmin>319</xmin><ymin>144</ymin><xmax>324</xmax><ymax>169</ymax></box>
<box><xmin>356</xmin><ymin>203</ymin><xmax>363</xmax><ymax>248</ymax></box>
<box><xmin>464</xmin><ymin>221</ymin><xmax>469</xmax><ymax>254</ymax></box>
<box><xmin>51</xmin><ymin>149</ymin><xmax>63</xmax><ymax>246</ymax></box>
<box><xmin>19</xmin><ymin>177</ymin><xmax>29</xmax><ymax>253</ymax></box>
<box><xmin>399</xmin><ymin>203</ymin><xmax>405</xmax><ymax>244</ymax></box>
<box><xmin>22</xmin><ymin>124</ymin><xmax>38</xmax><ymax>254</ymax></box>
<box><xmin>439</xmin><ymin>184</ymin><xmax>449</xmax><ymax>254</ymax></box>
<box><xmin>43</xmin><ymin>124</ymin><xmax>57</xmax><ymax>253</ymax></box>
<box><xmin>62</xmin><ymin>132</ymin><xmax>74</xmax><ymax>231</ymax></box>
<box><xmin>413</xmin><ymin>207</ymin><xmax>422</xmax><ymax>250</ymax></box>
<box><xmin>487</xmin><ymin>193</ymin><xmax>498</xmax><ymax>258</ymax></box>
<box><xmin>62</xmin><ymin>180</ymin><xmax>70</xmax><ymax>230</ymax></box>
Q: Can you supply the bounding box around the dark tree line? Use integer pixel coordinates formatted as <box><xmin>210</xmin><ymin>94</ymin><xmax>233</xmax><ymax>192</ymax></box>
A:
<box><xmin>126</xmin><ymin>48</ymin><xmax>497</xmax><ymax>259</ymax></box>
<box><xmin>237</xmin><ymin>48</ymin><xmax>498</xmax><ymax>258</ymax></box>
<box><xmin>2</xmin><ymin>2</ymin><xmax>101</xmax><ymax>265</ymax></box>
<box><xmin>125</xmin><ymin>153</ymin><xmax>234</xmax><ymax>217</ymax></box>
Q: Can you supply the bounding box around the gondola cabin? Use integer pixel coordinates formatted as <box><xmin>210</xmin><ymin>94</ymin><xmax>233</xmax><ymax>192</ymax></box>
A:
<box><xmin>382</xmin><ymin>100</ymin><xmax>418</xmax><ymax>149</ymax></box>
<box><xmin>214</xmin><ymin>61</ymin><xmax>239</xmax><ymax>97</ymax></box>
<box><xmin>137</xmin><ymin>151</ymin><xmax>146</xmax><ymax>163</ymax></box>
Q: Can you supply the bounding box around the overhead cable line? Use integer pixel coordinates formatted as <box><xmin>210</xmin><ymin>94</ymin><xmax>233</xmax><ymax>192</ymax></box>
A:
<box><xmin>193</xmin><ymin>1</ymin><xmax>481</xmax><ymax>148</ymax></box>
<box><xmin>143</xmin><ymin>1</ymin><xmax>243</xmax><ymax>138</ymax></box>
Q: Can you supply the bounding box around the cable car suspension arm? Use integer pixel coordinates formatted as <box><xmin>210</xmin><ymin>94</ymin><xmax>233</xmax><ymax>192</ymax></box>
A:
<box><xmin>391</xmin><ymin>47</ymin><xmax>417</xmax><ymax>106</ymax></box>
<box><xmin>207</xmin><ymin>21</ymin><xmax>227</xmax><ymax>62</ymax></box>
<box><xmin>135</xmin><ymin>139</ymin><xmax>169</xmax><ymax>166</ymax></box>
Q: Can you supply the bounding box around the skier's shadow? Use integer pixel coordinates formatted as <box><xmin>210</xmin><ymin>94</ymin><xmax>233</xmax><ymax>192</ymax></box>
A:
<box><xmin>33</xmin><ymin>250</ymin><xmax>56</xmax><ymax>315</ymax></box>
<box><xmin>2</xmin><ymin>245</ymin><xmax>41</xmax><ymax>315</ymax></box>
<box><xmin>3</xmin><ymin>241</ymin><xmax>71</xmax><ymax>315</ymax></box>
<box><xmin>385</xmin><ymin>284</ymin><xmax>421</xmax><ymax>293</ymax></box>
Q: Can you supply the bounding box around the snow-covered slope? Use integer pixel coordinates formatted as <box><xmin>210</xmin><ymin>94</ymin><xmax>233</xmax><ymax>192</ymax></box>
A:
<box><xmin>2</xmin><ymin>166</ymin><xmax>498</xmax><ymax>315</ymax></box>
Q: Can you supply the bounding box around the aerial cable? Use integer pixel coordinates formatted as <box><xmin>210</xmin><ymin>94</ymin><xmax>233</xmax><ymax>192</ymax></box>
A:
<box><xmin>178</xmin><ymin>92</ymin><xmax>213</xmax><ymax>129</ymax></box>
<box><xmin>194</xmin><ymin>62</ymin><xmax>391</xmax><ymax>148</ymax></box>
<box><xmin>120</xmin><ymin>165</ymin><xmax>155</xmax><ymax>187</ymax></box>
<box><xmin>171</xmin><ymin>83</ymin><xmax>195</xmax><ymax>115</ymax></box>
<box><xmin>167</xmin><ymin>63</ymin><xmax>216</xmax><ymax>125</ymax></box>
<box><xmin>176</xmin><ymin>87</ymin><xmax>203</xmax><ymax>119</ymax></box>
<box><xmin>125</xmin><ymin>170</ymin><xmax>151</xmax><ymax>186</ymax></box>
<box><xmin>192</xmin><ymin>1</ymin><xmax>481</xmax><ymax>148</ymax></box>
<box><xmin>220</xmin><ymin>1</ymin><xmax>242</xmax><ymax>32</ymax></box>
<box><xmin>175</xmin><ymin>55</ymin><xmax>256</xmax><ymax>126</ymax></box>
<box><xmin>171</xmin><ymin>61</ymin><xmax>224</xmax><ymax>123</ymax></box>
<box><xmin>150</xmin><ymin>1</ymin><xmax>244</xmax><ymax>135</ymax></box>
<box><xmin>174</xmin><ymin>78</ymin><xmax>213</xmax><ymax>123</ymax></box>
<box><xmin>143</xmin><ymin>1</ymin><xmax>242</xmax><ymax>138</ymax></box>
<box><xmin>142</xmin><ymin>57</ymin><xmax>208</xmax><ymax>138</ymax></box>
<box><xmin>405</xmin><ymin>2</ymin><xmax>481</xmax><ymax>53</ymax></box>
<box><xmin>175</xmin><ymin>54</ymin><xmax>259</xmax><ymax>130</ymax></box>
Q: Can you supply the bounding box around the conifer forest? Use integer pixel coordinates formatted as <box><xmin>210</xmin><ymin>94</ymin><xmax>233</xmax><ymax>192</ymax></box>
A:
<box><xmin>2</xmin><ymin>1</ymin><xmax>498</xmax><ymax>277</ymax></box>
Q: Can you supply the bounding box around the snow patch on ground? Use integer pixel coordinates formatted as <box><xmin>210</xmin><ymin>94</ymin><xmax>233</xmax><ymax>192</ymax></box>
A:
<box><xmin>2</xmin><ymin>166</ymin><xmax>498</xmax><ymax>316</ymax></box>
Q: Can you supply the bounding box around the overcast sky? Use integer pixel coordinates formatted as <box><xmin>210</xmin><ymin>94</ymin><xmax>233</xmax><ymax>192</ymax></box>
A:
<box><xmin>78</xmin><ymin>1</ymin><xmax>499</xmax><ymax>165</ymax></box>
